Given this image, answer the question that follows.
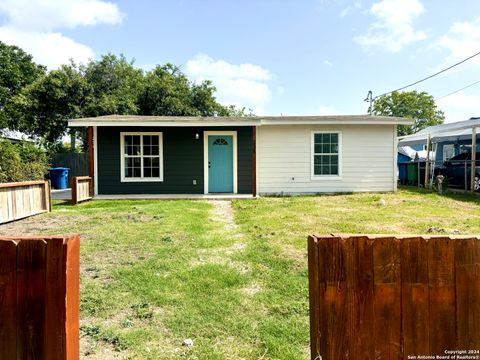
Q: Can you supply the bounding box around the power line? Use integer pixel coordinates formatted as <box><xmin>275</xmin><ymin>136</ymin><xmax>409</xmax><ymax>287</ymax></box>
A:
<box><xmin>374</xmin><ymin>49</ymin><xmax>480</xmax><ymax>99</ymax></box>
<box><xmin>435</xmin><ymin>79</ymin><xmax>480</xmax><ymax>101</ymax></box>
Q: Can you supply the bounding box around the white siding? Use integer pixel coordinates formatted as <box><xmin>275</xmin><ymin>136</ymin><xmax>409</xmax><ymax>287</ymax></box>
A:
<box><xmin>257</xmin><ymin>124</ymin><xmax>396</xmax><ymax>194</ymax></box>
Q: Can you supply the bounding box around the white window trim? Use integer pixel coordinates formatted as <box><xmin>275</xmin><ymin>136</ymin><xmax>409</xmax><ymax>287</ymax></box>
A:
<box><xmin>203</xmin><ymin>131</ymin><xmax>238</xmax><ymax>194</ymax></box>
<box><xmin>120</xmin><ymin>132</ymin><xmax>164</xmax><ymax>182</ymax></box>
<box><xmin>311</xmin><ymin>130</ymin><xmax>342</xmax><ymax>181</ymax></box>
<box><xmin>443</xmin><ymin>144</ymin><xmax>455</xmax><ymax>161</ymax></box>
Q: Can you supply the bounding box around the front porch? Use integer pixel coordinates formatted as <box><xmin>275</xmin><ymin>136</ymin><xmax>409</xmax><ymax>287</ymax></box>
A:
<box><xmin>93</xmin><ymin>193</ymin><xmax>257</xmax><ymax>200</ymax></box>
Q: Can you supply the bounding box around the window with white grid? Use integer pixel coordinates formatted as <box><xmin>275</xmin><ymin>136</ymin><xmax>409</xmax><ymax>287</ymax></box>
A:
<box><xmin>311</xmin><ymin>131</ymin><xmax>342</xmax><ymax>178</ymax></box>
<box><xmin>120</xmin><ymin>132</ymin><xmax>163</xmax><ymax>182</ymax></box>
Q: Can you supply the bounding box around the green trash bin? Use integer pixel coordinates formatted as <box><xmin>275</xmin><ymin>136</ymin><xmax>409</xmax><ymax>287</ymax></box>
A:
<box><xmin>407</xmin><ymin>163</ymin><xmax>418</xmax><ymax>185</ymax></box>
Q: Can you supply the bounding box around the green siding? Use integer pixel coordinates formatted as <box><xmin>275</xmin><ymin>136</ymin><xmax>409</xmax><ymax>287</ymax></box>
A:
<box><xmin>97</xmin><ymin>126</ymin><xmax>253</xmax><ymax>194</ymax></box>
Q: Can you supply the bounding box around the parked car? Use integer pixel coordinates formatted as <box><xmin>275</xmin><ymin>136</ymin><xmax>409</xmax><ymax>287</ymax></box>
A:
<box><xmin>437</xmin><ymin>152</ymin><xmax>480</xmax><ymax>191</ymax></box>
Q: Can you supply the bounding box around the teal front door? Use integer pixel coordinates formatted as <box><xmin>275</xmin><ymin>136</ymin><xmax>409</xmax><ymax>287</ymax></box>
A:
<box><xmin>208</xmin><ymin>135</ymin><xmax>234</xmax><ymax>193</ymax></box>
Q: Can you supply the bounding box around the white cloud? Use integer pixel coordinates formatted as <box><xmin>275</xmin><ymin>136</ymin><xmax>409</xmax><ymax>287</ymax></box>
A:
<box><xmin>186</xmin><ymin>54</ymin><xmax>273</xmax><ymax>114</ymax></box>
<box><xmin>436</xmin><ymin>92</ymin><xmax>480</xmax><ymax>123</ymax></box>
<box><xmin>434</xmin><ymin>17</ymin><xmax>480</xmax><ymax>68</ymax></box>
<box><xmin>0</xmin><ymin>0</ymin><xmax>124</xmax><ymax>68</ymax></box>
<box><xmin>0</xmin><ymin>26</ymin><xmax>94</xmax><ymax>68</ymax></box>
<box><xmin>0</xmin><ymin>0</ymin><xmax>123</xmax><ymax>31</ymax></box>
<box><xmin>323</xmin><ymin>60</ymin><xmax>333</xmax><ymax>67</ymax></box>
<box><xmin>339</xmin><ymin>2</ymin><xmax>361</xmax><ymax>19</ymax></box>
<box><xmin>355</xmin><ymin>0</ymin><xmax>427</xmax><ymax>53</ymax></box>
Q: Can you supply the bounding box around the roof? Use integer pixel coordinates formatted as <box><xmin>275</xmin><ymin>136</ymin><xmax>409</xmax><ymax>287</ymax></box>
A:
<box><xmin>398</xmin><ymin>117</ymin><xmax>480</xmax><ymax>146</ymax></box>
<box><xmin>1</xmin><ymin>129</ymin><xmax>33</xmax><ymax>143</ymax></box>
<box><xmin>68</xmin><ymin>114</ymin><xmax>413</xmax><ymax>127</ymax></box>
<box><xmin>398</xmin><ymin>146</ymin><xmax>416</xmax><ymax>159</ymax></box>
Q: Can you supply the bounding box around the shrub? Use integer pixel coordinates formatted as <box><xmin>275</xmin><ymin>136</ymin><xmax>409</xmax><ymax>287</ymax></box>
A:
<box><xmin>0</xmin><ymin>140</ymin><xmax>49</xmax><ymax>182</ymax></box>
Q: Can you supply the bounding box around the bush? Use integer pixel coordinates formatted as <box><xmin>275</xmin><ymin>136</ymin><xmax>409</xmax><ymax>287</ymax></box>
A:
<box><xmin>0</xmin><ymin>140</ymin><xmax>49</xmax><ymax>182</ymax></box>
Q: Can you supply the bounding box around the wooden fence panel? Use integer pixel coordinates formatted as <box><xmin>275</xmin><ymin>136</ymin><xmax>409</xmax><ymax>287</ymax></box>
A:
<box><xmin>0</xmin><ymin>236</ymin><xmax>80</xmax><ymax>360</ymax></box>
<box><xmin>308</xmin><ymin>234</ymin><xmax>480</xmax><ymax>360</ymax></box>
<box><xmin>427</xmin><ymin>237</ymin><xmax>456</xmax><ymax>354</ymax></box>
<box><xmin>401</xmin><ymin>237</ymin><xmax>430</xmax><ymax>357</ymax></box>
<box><xmin>455</xmin><ymin>238</ymin><xmax>480</xmax><ymax>347</ymax></box>
<box><xmin>71</xmin><ymin>176</ymin><xmax>92</xmax><ymax>205</ymax></box>
<box><xmin>0</xmin><ymin>181</ymin><xmax>51</xmax><ymax>224</ymax></box>
<box><xmin>0</xmin><ymin>240</ymin><xmax>17</xmax><ymax>359</ymax></box>
<box><xmin>373</xmin><ymin>236</ymin><xmax>401</xmax><ymax>360</ymax></box>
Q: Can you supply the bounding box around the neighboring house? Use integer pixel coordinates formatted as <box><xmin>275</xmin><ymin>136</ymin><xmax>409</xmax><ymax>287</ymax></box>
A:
<box><xmin>1</xmin><ymin>129</ymin><xmax>33</xmax><ymax>144</ymax></box>
<box><xmin>398</xmin><ymin>117</ymin><xmax>480</xmax><ymax>168</ymax></box>
<box><xmin>68</xmin><ymin>115</ymin><xmax>411</xmax><ymax>196</ymax></box>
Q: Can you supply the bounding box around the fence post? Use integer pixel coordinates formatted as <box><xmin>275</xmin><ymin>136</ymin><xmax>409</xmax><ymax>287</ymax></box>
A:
<box><xmin>71</xmin><ymin>177</ymin><xmax>77</xmax><ymax>205</ymax></box>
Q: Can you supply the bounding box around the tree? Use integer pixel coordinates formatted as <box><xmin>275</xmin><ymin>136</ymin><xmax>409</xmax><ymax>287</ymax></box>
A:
<box><xmin>83</xmin><ymin>54</ymin><xmax>144</xmax><ymax>116</ymax></box>
<box><xmin>139</xmin><ymin>64</ymin><xmax>229</xmax><ymax>116</ymax></box>
<box><xmin>7</xmin><ymin>46</ymin><xmax>250</xmax><ymax>144</ymax></box>
<box><xmin>0</xmin><ymin>41</ymin><xmax>45</xmax><ymax>129</ymax></box>
<box><xmin>371</xmin><ymin>90</ymin><xmax>445</xmax><ymax>136</ymax></box>
<box><xmin>12</xmin><ymin>63</ymin><xmax>90</xmax><ymax>142</ymax></box>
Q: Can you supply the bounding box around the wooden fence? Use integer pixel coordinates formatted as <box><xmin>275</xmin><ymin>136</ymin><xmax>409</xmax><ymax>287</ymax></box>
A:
<box><xmin>308</xmin><ymin>234</ymin><xmax>480</xmax><ymax>360</ymax></box>
<box><xmin>71</xmin><ymin>176</ymin><xmax>92</xmax><ymax>205</ymax></box>
<box><xmin>53</xmin><ymin>153</ymin><xmax>88</xmax><ymax>184</ymax></box>
<box><xmin>0</xmin><ymin>180</ymin><xmax>51</xmax><ymax>224</ymax></box>
<box><xmin>0</xmin><ymin>235</ymin><xmax>80</xmax><ymax>360</ymax></box>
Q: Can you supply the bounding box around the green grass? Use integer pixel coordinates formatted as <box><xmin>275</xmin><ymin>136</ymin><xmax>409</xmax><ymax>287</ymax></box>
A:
<box><xmin>7</xmin><ymin>187</ymin><xmax>480</xmax><ymax>359</ymax></box>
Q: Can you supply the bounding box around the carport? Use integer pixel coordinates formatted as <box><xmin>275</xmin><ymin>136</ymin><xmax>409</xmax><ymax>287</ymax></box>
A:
<box><xmin>399</xmin><ymin>117</ymin><xmax>480</xmax><ymax>192</ymax></box>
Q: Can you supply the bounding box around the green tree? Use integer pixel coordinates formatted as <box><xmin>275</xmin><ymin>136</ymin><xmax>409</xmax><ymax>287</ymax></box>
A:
<box><xmin>139</xmin><ymin>64</ymin><xmax>229</xmax><ymax>116</ymax></box>
<box><xmin>0</xmin><ymin>140</ymin><xmax>48</xmax><ymax>182</ymax></box>
<box><xmin>371</xmin><ymin>90</ymin><xmax>445</xmax><ymax>136</ymax></box>
<box><xmin>7</xmin><ymin>46</ymin><xmax>250</xmax><ymax>144</ymax></box>
<box><xmin>0</xmin><ymin>41</ymin><xmax>45</xmax><ymax>129</ymax></box>
<box><xmin>83</xmin><ymin>54</ymin><xmax>144</xmax><ymax>116</ymax></box>
<box><xmin>12</xmin><ymin>63</ymin><xmax>90</xmax><ymax>142</ymax></box>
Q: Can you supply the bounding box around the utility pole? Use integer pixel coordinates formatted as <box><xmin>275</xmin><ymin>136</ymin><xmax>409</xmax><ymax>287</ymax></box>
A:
<box><xmin>364</xmin><ymin>91</ymin><xmax>373</xmax><ymax>114</ymax></box>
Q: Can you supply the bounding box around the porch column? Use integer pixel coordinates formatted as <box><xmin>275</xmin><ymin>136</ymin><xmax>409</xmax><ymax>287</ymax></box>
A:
<box><xmin>87</xmin><ymin>126</ymin><xmax>94</xmax><ymax>197</ymax></box>
<box><xmin>252</xmin><ymin>126</ymin><xmax>257</xmax><ymax>197</ymax></box>
<box><xmin>471</xmin><ymin>127</ymin><xmax>477</xmax><ymax>192</ymax></box>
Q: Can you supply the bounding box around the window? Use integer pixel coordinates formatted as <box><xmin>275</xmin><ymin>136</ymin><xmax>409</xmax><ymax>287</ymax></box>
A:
<box><xmin>312</xmin><ymin>131</ymin><xmax>341</xmax><ymax>178</ymax></box>
<box><xmin>120</xmin><ymin>132</ymin><xmax>163</xmax><ymax>182</ymax></box>
<box><xmin>443</xmin><ymin>144</ymin><xmax>455</xmax><ymax>161</ymax></box>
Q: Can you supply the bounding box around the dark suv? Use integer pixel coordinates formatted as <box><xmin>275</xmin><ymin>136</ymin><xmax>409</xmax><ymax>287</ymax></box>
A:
<box><xmin>437</xmin><ymin>152</ymin><xmax>480</xmax><ymax>191</ymax></box>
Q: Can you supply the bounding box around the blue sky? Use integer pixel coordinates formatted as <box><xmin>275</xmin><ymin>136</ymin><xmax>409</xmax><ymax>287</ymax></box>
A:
<box><xmin>1</xmin><ymin>0</ymin><xmax>480</xmax><ymax>122</ymax></box>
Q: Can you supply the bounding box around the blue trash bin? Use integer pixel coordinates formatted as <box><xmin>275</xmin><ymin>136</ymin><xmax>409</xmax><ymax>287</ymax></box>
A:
<box><xmin>49</xmin><ymin>167</ymin><xmax>70</xmax><ymax>189</ymax></box>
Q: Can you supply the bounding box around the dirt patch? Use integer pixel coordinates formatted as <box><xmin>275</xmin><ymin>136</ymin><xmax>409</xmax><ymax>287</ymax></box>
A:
<box><xmin>242</xmin><ymin>283</ymin><xmax>262</xmax><ymax>297</ymax></box>
<box><xmin>210</xmin><ymin>200</ymin><xmax>238</xmax><ymax>231</ymax></box>
<box><xmin>80</xmin><ymin>338</ymin><xmax>128</xmax><ymax>360</ymax></box>
<box><xmin>0</xmin><ymin>213</ymin><xmax>88</xmax><ymax>236</ymax></box>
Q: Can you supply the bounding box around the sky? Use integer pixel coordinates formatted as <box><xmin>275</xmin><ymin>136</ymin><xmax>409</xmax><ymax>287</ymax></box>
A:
<box><xmin>1</xmin><ymin>0</ymin><xmax>480</xmax><ymax>123</ymax></box>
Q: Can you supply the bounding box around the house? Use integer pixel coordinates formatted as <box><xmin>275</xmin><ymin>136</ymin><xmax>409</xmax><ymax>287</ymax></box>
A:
<box><xmin>0</xmin><ymin>129</ymin><xmax>33</xmax><ymax>144</ymax></box>
<box><xmin>68</xmin><ymin>114</ymin><xmax>411</xmax><ymax>197</ymax></box>
<box><xmin>398</xmin><ymin>117</ymin><xmax>480</xmax><ymax>167</ymax></box>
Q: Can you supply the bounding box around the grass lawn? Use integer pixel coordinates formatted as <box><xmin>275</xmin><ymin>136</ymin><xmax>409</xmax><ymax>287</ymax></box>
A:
<box><xmin>1</xmin><ymin>187</ymin><xmax>479</xmax><ymax>359</ymax></box>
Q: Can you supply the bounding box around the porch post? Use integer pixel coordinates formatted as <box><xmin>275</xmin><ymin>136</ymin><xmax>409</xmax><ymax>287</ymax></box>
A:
<box><xmin>424</xmin><ymin>134</ymin><xmax>431</xmax><ymax>188</ymax></box>
<box><xmin>252</xmin><ymin>126</ymin><xmax>257</xmax><ymax>197</ymax></box>
<box><xmin>471</xmin><ymin>127</ymin><xmax>477</xmax><ymax>192</ymax></box>
<box><xmin>87</xmin><ymin>126</ymin><xmax>94</xmax><ymax>197</ymax></box>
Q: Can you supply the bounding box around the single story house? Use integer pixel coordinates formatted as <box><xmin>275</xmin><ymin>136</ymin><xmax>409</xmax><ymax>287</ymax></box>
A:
<box><xmin>68</xmin><ymin>114</ymin><xmax>411</xmax><ymax>197</ymax></box>
<box><xmin>398</xmin><ymin>117</ymin><xmax>480</xmax><ymax>167</ymax></box>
